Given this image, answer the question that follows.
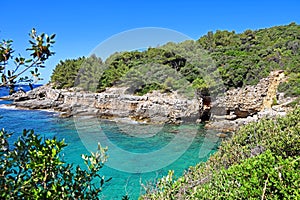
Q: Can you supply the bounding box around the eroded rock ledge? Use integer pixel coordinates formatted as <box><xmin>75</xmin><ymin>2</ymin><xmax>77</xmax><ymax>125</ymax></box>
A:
<box><xmin>7</xmin><ymin>71</ymin><xmax>294</xmax><ymax>130</ymax></box>
<box><xmin>10</xmin><ymin>86</ymin><xmax>202</xmax><ymax>124</ymax></box>
<box><xmin>206</xmin><ymin>70</ymin><xmax>294</xmax><ymax>131</ymax></box>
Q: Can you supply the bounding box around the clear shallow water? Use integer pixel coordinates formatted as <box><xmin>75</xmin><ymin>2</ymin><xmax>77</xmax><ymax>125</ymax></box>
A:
<box><xmin>0</xmin><ymin>87</ymin><xmax>221</xmax><ymax>199</ymax></box>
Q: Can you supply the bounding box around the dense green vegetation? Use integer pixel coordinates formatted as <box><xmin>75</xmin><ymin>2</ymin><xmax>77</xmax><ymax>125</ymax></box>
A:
<box><xmin>51</xmin><ymin>23</ymin><xmax>300</xmax><ymax>98</ymax></box>
<box><xmin>141</xmin><ymin>106</ymin><xmax>300</xmax><ymax>199</ymax></box>
<box><xmin>198</xmin><ymin>23</ymin><xmax>300</xmax><ymax>96</ymax></box>
<box><xmin>1</xmin><ymin>30</ymin><xmax>110</xmax><ymax>199</ymax></box>
<box><xmin>51</xmin><ymin>55</ymin><xmax>104</xmax><ymax>91</ymax></box>
<box><xmin>0</xmin><ymin>129</ymin><xmax>110</xmax><ymax>199</ymax></box>
<box><xmin>51</xmin><ymin>57</ymin><xmax>86</xmax><ymax>89</ymax></box>
<box><xmin>195</xmin><ymin>150</ymin><xmax>299</xmax><ymax>199</ymax></box>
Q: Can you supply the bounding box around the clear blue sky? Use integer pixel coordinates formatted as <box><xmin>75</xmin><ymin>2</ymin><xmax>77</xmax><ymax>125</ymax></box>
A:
<box><xmin>1</xmin><ymin>0</ymin><xmax>300</xmax><ymax>83</ymax></box>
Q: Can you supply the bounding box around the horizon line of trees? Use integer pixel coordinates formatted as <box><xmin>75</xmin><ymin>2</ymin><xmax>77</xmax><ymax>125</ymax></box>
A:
<box><xmin>51</xmin><ymin>22</ymin><xmax>300</xmax><ymax>100</ymax></box>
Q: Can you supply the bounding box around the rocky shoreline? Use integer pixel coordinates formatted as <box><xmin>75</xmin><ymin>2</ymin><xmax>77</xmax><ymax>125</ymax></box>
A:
<box><xmin>206</xmin><ymin>70</ymin><xmax>294</xmax><ymax>132</ymax></box>
<box><xmin>8</xmin><ymin>85</ymin><xmax>202</xmax><ymax>125</ymax></box>
<box><xmin>5</xmin><ymin>71</ymin><xmax>294</xmax><ymax>132</ymax></box>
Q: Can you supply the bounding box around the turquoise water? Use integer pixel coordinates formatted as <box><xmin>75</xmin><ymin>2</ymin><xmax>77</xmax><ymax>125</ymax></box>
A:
<box><xmin>0</xmin><ymin>88</ymin><xmax>221</xmax><ymax>199</ymax></box>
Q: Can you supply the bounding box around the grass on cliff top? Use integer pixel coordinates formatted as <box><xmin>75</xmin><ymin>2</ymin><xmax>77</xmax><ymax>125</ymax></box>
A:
<box><xmin>141</xmin><ymin>106</ymin><xmax>300</xmax><ymax>199</ymax></box>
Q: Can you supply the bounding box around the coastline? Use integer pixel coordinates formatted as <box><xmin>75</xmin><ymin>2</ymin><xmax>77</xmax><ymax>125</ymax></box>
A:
<box><xmin>5</xmin><ymin>71</ymin><xmax>295</xmax><ymax>132</ymax></box>
<box><xmin>0</xmin><ymin>103</ymin><xmax>59</xmax><ymax>114</ymax></box>
<box><xmin>8</xmin><ymin>84</ymin><xmax>203</xmax><ymax>125</ymax></box>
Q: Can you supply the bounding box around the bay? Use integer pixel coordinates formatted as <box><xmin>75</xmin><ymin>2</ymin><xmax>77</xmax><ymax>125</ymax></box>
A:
<box><xmin>0</xmin><ymin>86</ymin><xmax>220</xmax><ymax>199</ymax></box>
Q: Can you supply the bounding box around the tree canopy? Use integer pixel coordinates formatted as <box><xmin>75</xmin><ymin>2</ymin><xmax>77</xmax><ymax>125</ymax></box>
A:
<box><xmin>50</xmin><ymin>23</ymin><xmax>300</xmax><ymax>98</ymax></box>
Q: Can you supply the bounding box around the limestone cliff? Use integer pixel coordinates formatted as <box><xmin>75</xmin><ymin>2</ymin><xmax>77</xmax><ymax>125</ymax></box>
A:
<box><xmin>11</xmin><ymin>85</ymin><xmax>202</xmax><ymax>124</ymax></box>
<box><xmin>261</xmin><ymin>71</ymin><xmax>285</xmax><ymax>109</ymax></box>
<box><xmin>207</xmin><ymin>70</ymin><xmax>292</xmax><ymax>131</ymax></box>
<box><xmin>9</xmin><ymin>71</ymin><xmax>292</xmax><ymax>128</ymax></box>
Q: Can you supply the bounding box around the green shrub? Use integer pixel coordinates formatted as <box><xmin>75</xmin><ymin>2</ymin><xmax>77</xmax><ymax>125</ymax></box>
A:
<box><xmin>195</xmin><ymin>150</ymin><xmax>300</xmax><ymax>199</ymax></box>
<box><xmin>278</xmin><ymin>72</ymin><xmax>300</xmax><ymax>97</ymax></box>
<box><xmin>0</xmin><ymin>129</ymin><xmax>109</xmax><ymax>199</ymax></box>
<box><xmin>141</xmin><ymin>106</ymin><xmax>300</xmax><ymax>199</ymax></box>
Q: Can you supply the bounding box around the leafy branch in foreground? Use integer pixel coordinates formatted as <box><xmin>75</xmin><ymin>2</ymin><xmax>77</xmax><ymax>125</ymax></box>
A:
<box><xmin>0</xmin><ymin>129</ymin><xmax>110</xmax><ymax>199</ymax></box>
<box><xmin>0</xmin><ymin>29</ymin><xmax>55</xmax><ymax>94</ymax></box>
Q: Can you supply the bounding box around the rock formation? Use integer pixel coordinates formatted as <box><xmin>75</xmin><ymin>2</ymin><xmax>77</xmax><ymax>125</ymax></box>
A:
<box><xmin>10</xmin><ymin>85</ymin><xmax>202</xmax><ymax>124</ymax></box>
<box><xmin>8</xmin><ymin>71</ymin><xmax>293</xmax><ymax>129</ymax></box>
<box><xmin>206</xmin><ymin>70</ymin><xmax>293</xmax><ymax>131</ymax></box>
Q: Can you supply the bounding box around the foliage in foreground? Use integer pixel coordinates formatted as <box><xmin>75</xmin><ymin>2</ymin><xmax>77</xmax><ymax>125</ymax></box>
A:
<box><xmin>0</xmin><ymin>129</ymin><xmax>110</xmax><ymax>199</ymax></box>
<box><xmin>0</xmin><ymin>29</ymin><xmax>55</xmax><ymax>94</ymax></box>
<box><xmin>194</xmin><ymin>150</ymin><xmax>300</xmax><ymax>199</ymax></box>
<box><xmin>141</xmin><ymin>106</ymin><xmax>300</xmax><ymax>199</ymax></box>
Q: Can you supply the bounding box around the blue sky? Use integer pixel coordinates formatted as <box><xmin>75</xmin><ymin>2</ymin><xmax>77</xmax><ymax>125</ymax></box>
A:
<box><xmin>1</xmin><ymin>0</ymin><xmax>300</xmax><ymax>83</ymax></box>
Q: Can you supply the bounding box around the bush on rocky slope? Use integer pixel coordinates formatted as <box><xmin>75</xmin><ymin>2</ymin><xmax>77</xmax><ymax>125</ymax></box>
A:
<box><xmin>141</xmin><ymin>106</ymin><xmax>300</xmax><ymax>199</ymax></box>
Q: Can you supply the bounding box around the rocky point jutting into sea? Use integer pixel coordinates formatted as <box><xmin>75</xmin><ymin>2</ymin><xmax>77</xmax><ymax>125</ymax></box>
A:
<box><xmin>7</xmin><ymin>71</ymin><xmax>295</xmax><ymax>132</ymax></box>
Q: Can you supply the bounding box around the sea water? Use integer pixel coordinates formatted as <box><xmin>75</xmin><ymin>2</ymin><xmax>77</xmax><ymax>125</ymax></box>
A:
<box><xmin>0</xmin><ymin>86</ymin><xmax>220</xmax><ymax>199</ymax></box>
